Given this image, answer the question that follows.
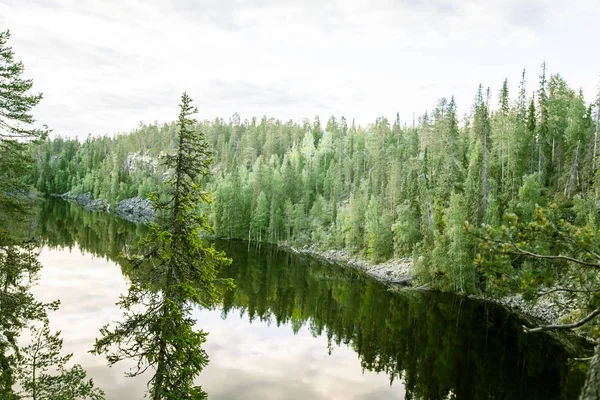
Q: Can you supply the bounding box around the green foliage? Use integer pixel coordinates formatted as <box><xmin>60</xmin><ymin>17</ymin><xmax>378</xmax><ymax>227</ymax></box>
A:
<box><xmin>92</xmin><ymin>283</ymin><xmax>210</xmax><ymax>400</ymax></box>
<box><xmin>364</xmin><ymin>196</ymin><xmax>393</xmax><ymax>261</ymax></box>
<box><xmin>0</xmin><ymin>29</ymin><xmax>48</xmax><ymax>221</ymax></box>
<box><xmin>0</xmin><ymin>237</ymin><xmax>45</xmax><ymax>397</ymax></box>
<box><xmin>92</xmin><ymin>93</ymin><xmax>233</xmax><ymax>400</ymax></box>
<box><xmin>511</xmin><ymin>172</ymin><xmax>545</xmax><ymax>219</ymax></box>
<box><xmin>392</xmin><ymin>200</ymin><xmax>421</xmax><ymax>256</ymax></box>
<box><xmin>30</xmin><ymin>64</ymin><xmax>600</xmax><ymax>302</ymax></box>
<box><xmin>432</xmin><ymin>193</ymin><xmax>477</xmax><ymax>293</ymax></box>
<box><xmin>475</xmin><ymin>205</ymin><xmax>600</xmax><ymax>322</ymax></box>
<box><xmin>0</xmin><ymin>30</ymin><xmax>47</xmax><ymax>141</ymax></box>
<box><xmin>17</xmin><ymin>319</ymin><xmax>104</xmax><ymax>400</ymax></box>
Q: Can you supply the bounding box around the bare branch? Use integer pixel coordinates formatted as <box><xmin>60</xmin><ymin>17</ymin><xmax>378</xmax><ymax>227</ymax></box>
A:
<box><xmin>472</xmin><ymin>229</ymin><xmax>600</xmax><ymax>268</ymax></box>
<box><xmin>503</xmin><ymin>242</ymin><xmax>600</xmax><ymax>268</ymax></box>
<box><xmin>523</xmin><ymin>306</ymin><xmax>600</xmax><ymax>333</ymax></box>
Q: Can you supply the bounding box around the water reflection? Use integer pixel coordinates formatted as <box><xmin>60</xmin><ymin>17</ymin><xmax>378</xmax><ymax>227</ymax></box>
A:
<box><xmin>31</xmin><ymin>199</ymin><xmax>586</xmax><ymax>399</ymax></box>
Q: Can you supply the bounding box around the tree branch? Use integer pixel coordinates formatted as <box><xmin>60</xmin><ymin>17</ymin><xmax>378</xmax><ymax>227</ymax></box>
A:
<box><xmin>473</xmin><ymin>230</ymin><xmax>600</xmax><ymax>268</ymax></box>
<box><xmin>504</xmin><ymin>242</ymin><xmax>600</xmax><ymax>268</ymax></box>
<box><xmin>523</xmin><ymin>306</ymin><xmax>600</xmax><ymax>333</ymax></box>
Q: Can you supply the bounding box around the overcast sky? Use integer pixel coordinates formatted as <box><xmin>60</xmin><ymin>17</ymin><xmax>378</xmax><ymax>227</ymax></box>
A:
<box><xmin>1</xmin><ymin>0</ymin><xmax>599</xmax><ymax>139</ymax></box>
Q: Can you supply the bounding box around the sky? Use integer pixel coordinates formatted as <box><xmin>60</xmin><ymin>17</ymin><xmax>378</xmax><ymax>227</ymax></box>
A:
<box><xmin>1</xmin><ymin>0</ymin><xmax>599</xmax><ymax>139</ymax></box>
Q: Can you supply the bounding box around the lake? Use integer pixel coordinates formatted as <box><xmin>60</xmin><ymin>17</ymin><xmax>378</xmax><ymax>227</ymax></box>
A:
<box><xmin>25</xmin><ymin>199</ymin><xmax>586</xmax><ymax>399</ymax></box>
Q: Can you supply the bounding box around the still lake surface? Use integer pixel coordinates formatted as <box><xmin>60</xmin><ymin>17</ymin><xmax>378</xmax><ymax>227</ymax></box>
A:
<box><xmin>26</xmin><ymin>199</ymin><xmax>586</xmax><ymax>399</ymax></box>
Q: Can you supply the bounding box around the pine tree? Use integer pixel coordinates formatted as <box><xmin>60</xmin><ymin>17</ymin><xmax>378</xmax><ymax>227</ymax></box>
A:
<box><xmin>527</xmin><ymin>98</ymin><xmax>537</xmax><ymax>174</ymax></box>
<box><xmin>465</xmin><ymin>85</ymin><xmax>492</xmax><ymax>225</ymax></box>
<box><xmin>0</xmin><ymin>30</ymin><xmax>60</xmax><ymax>399</ymax></box>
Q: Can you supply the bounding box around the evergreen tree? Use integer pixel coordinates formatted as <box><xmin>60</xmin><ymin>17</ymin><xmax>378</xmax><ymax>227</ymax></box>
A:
<box><xmin>92</xmin><ymin>93</ymin><xmax>233</xmax><ymax>400</ymax></box>
<box><xmin>0</xmin><ymin>30</ymin><xmax>99</xmax><ymax>400</ymax></box>
<box><xmin>537</xmin><ymin>62</ymin><xmax>550</xmax><ymax>183</ymax></box>
<box><xmin>17</xmin><ymin>320</ymin><xmax>104</xmax><ymax>400</ymax></box>
<box><xmin>0</xmin><ymin>29</ymin><xmax>49</xmax><ymax>221</ymax></box>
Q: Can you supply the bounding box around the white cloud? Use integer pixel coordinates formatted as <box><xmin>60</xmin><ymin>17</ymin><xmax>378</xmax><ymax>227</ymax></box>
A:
<box><xmin>33</xmin><ymin>246</ymin><xmax>403</xmax><ymax>400</ymax></box>
<box><xmin>1</xmin><ymin>0</ymin><xmax>599</xmax><ymax>138</ymax></box>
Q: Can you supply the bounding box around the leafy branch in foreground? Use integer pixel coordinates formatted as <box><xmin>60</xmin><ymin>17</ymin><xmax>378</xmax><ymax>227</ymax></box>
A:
<box><xmin>469</xmin><ymin>205</ymin><xmax>600</xmax><ymax>400</ymax></box>
<box><xmin>92</xmin><ymin>93</ymin><xmax>233</xmax><ymax>400</ymax></box>
<box><xmin>470</xmin><ymin>205</ymin><xmax>600</xmax><ymax>313</ymax></box>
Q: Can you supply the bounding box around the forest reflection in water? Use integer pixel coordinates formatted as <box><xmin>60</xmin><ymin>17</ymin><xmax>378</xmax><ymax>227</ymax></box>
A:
<box><xmin>27</xmin><ymin>199</ymin><xmax>587</xmax><ymax>399</ymax></box>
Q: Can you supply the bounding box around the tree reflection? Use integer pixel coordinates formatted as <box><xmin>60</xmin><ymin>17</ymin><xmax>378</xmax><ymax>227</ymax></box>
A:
<box><xmin>32</xmin><ymin>199</ymin><xmax>588</xmax><ymax>400</ymax></box>
<box><xmin>1</xmin><ymin>222</ymin><xmax>104</xmax><ymax>399</ymax></box>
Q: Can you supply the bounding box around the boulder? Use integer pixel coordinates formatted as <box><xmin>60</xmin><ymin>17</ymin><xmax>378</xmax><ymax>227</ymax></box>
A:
<box><xmin>84</xmin><ymin>198</ymin><xmax>109</xmax><ymax>212</ymax></box>
<box><xmin>115</xmin><ymin>197</ymin><xmax>154</xmax><ymax>223</ymax></box>
<box><xmin>74</xmin><ymin>192</ymin><xmax>92</xmax><ymax>205</ymax></box>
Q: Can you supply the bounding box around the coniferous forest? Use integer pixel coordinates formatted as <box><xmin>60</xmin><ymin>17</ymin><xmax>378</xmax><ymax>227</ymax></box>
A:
<box><xmin>3</xmin><ymin>12</ymin><xmax>600</xmax><ymax>396</ymax></box>
<box><xmin>30</xmin><ymin>66</ymin><xmax>600</xmax><ymax>295</ymax></box>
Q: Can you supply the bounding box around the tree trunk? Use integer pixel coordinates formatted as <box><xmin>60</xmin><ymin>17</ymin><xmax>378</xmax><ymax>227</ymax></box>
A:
<box><xmin>482</xmin><ymin>129</ymin><xmax>488</xmax><ymax>219</ymax></box>
<box><xmin>579</xmin><ymin>340</ymin><xmax>600</xmax><ymax>400</ymax></box>
<box><xmin>566</xmin><ymin>140</ymin><xmax>581</xmax><ymax>198</ymax></box>
<box><xmin>552</xmin><ymin>137</ymin><xmax>555</xmax><ymax>172</ymax></box>
<box><xmin>530</xmin><ymin>134</ymin><xmax>536</xmax><ymax>175</ymax></box>
<box><xmin>594</xmin><ymin>109</ymin><xmax>599</xmax><ymax>202</ymax></box>
<box><xmin>538</xmin><ymin>135</ymin><xmax>543</xmax><ymax>179</ymax></box>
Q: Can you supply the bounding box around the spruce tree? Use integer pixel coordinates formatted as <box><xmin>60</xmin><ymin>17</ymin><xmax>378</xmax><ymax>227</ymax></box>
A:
<box><xmin>92</xmin><ymin>93</ymin><xmax>233</xmax><ymax>400</ymax></box>
<box><xmin>0</xmin><ymin>30</ymin><xmax>47</xmax><ymax>141</ymax></box>
<box><xmin>0</xmin><ymin>29</ymin><xmax>49</xmax><ymax>222</ymax></box>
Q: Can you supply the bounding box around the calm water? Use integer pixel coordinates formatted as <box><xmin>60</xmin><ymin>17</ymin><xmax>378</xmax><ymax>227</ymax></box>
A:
<box><xmin>24</xmin><ymin>199</ymin><xmax>586</xmax><ymax>399</ymax></box>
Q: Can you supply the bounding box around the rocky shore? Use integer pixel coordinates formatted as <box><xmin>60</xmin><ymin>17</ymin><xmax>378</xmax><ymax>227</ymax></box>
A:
<box><xmin>53</xmin><ymin>192</ymin><xmax>153</xmax><ymax>222</ymax></box>
<box><xmin>288</xmin><ymin>244</ymin><xmax>587</xmax><ymax>334</ymax></box>
<box><xmin>288</xmin><ymin>245</ymin><xmax>413</xmax><ymax>284</ymax></box>
<box><xmin>53</xmin><ymin>192</ymin><xmax>110</xmax><ymax>212</ymax></box>
<box><xmin>114</xmin><ymin>197</ymin><xmax>154</xmax><ymax>223</ymax></box>
<box><xmin>471</xmin><ymin>289</ymin><xmax>589</xmax><ymax>332</ymax></box>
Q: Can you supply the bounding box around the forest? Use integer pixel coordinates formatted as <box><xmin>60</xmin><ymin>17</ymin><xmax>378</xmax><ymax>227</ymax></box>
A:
<box><xmin>3</xmin><ymin>18</ymin><xmax>600</xmax><ymax>397</ymax></box>
<box><xmin>29</xmin><ymin>65</ymin><xmax>600</xmax><ymax>295</ymax></box>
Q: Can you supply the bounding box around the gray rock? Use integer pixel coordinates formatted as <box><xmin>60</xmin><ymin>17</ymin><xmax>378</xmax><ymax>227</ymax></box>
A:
<box><xmin>287</xmin><ymin>244</ymin><xmax>414</xmax><ymax>286</ymax></box>
<box><xmin>84</xmin><ymin>198</ymin><xmax>109</xmax><ymax>212</ymax></box>
<box><xmin>115</xmin><ymin>197</ymin><xmax>154</xmax><ymax>223</ymax></box>
<box><xmin>56</xmin><ymin>192</ymin><xmax>109</xmax><ymax>212</ymax></box>
<box><xmin>75</xmin><ymin>192</ymin><xmax>92</xmax><ymax>205</ymax></box>
<box><xmin>51</xmin><ymin>191</ymin><xmax>75</xmax><ymax>200</ymax></box>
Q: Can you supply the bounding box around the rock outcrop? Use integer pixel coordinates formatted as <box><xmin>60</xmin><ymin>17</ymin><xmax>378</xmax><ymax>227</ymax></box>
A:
<box><xmin>115</xmin><ymin>197</ymin><xmax>154</xmax><ymax>223</ymax></box>
<box><xmin>289</xmin><ymin>245</ymin><xmax>413</xmax><ymax>285</ymax></box>
<box><xmin>58</xmin><ymin>192</ymin><xmax>110</xmax><ymax>212</ymax></box>
<box><xmin>53</xmin><ymin>192</ymin><xmax>152</xmax><ymax>221</ymax></box>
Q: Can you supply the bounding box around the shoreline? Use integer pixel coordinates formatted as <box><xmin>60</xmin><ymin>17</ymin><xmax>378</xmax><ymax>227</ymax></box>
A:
<box><xmin>284</xmin><ymin>244</ymin><xmax>414</xmax><ymax>285</ymax></box>
<box><xmin>281</xmin><ymin>243</ymin><xmax>594</xmax><ymax>345</ymax></box>
<box><xmin>51</xmin><ymin>192</ymin><xmax>154</xmax><ymax>223</ymax></box>
<box><xmin>53</xmin><ymin>196</ymin><xmax>593</xmax><ymax>345</ymax></box>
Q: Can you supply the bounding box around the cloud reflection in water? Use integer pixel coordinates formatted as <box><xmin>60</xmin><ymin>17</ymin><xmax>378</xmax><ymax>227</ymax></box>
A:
<box><xmin>35</xmin><ymin>246</ymin><xmax>403</xmax><ymax>400</ymax></box>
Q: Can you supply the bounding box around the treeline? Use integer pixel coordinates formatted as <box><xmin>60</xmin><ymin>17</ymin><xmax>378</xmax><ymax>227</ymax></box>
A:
<box><xmin>30</xmin><ymin>64</ymin><xmax>600</xmax><ymax>293</ymax></box>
